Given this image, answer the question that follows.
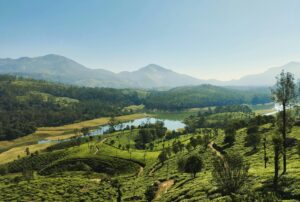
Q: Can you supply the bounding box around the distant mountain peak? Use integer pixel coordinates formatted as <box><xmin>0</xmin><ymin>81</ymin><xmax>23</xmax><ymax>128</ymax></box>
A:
<box><xmin>138</xmin><ymin>64</ymin><xmax>171</xmax><ymax>72</ymax></box>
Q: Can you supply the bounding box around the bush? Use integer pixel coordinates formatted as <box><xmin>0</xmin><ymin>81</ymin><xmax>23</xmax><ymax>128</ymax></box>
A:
<box><xmin>158</xmin><ymin>150</ymin><xmax>168</xmax><ymax>165</ymax></box>
<box><xmin>212</xmin><ymin>152</ymin><xmax>249</xmax><ymax>195</ymax></box>
<box><xmin>0</xmin><ymin>166</ymin><xmax>8</xmax><ymax>175</ymax></box>
<box><xmin>244</xmin><ymin>126</ymin><xmax>261</xmax><ymax>150</ymax></box>
<box><xmin>177</xmin><ymin>154</ymin><xmax>203</xmax><ymax>178</ymax></box>
<box><xmin>224</xmin><ymin>128</ymin><xmax>236</xmax><ymax>145</ymax></box>
<box><xmin>145</xmin><ymin>182</ymin><xmax>159</xmax><ymax>202</ymax></box>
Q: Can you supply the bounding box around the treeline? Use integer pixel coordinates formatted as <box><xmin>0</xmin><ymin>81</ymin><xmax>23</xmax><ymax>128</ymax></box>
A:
<box><xmin>0</xmin><ymin>76</ymin><xmax>272</xmax><ymax>141</ymax></box>
<box><xmin>143</xmin><ymin>85</ymin><xmax>271</xmax><ymax>110</ymax></box>
<box><xmin>0</xmin><ymin>75</ymin><xmax>141</xmax><ymax>140</ymax></box>
<box><xmin>184</xmin><ymin>104</ymin><xmax>275</xmax><ymax>132</ymax></box>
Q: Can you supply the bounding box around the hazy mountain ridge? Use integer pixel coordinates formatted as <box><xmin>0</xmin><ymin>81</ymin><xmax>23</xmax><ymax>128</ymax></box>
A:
<box><xmin>0</xmin><ymin>54</ymin><xmax>299</xmax><ymax>88</ymax></box>
<box><xmin>0</xmin><ymin>55</ymin><xmax>204</xmax><ymax>88</ymax></box>
<box><xmin>224</xmin><ymin>62</ymin><xmax>300</xmax><ymax>86</ymax></box>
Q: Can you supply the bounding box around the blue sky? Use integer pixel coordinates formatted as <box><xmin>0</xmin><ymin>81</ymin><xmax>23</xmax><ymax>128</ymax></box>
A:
<box><xmin>1</xmin><ymin>0</ymin><xmax>300</xmax><ymax>80</ymax></box>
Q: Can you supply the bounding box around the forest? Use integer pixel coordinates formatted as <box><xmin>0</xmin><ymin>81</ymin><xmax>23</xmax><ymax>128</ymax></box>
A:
<box><xmin>0</xmin><ymin>71</ymin><xmax>300</xmax><ymax>201</ymax></box>
<box><xmin>0</xmin><ymin>75</ymin><xmax>141</xmax><ymax>140</ymax></box>
<box><xmin>0</xmin><ymin>75</ymin><xmax>271</xmax><ymax>141</ymax></box>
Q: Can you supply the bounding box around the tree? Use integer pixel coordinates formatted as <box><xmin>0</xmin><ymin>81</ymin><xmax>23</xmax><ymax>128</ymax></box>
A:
<box><xmin>178</xmin><ymin>154</ymin><xmax>203</xmax><ymax>178</ymax></box>
<box><xmin>212</xmin><ymin>152</ymin><xmax>249</xmax><ymax>194</ymax></box>
<box><xmin>172</xmin><ymin>141</ymin><xmax>180</xmax><ymax>154</ymax></box>
<box><xmin>0</xmin><ymin>166</ymin><xmax>7</xmax><ymax>175</ymax></box>
<box><xmin>186</xmin><ymin>143</ymin><xmax>192</xmax><ymax>152</ymax></box>
<box><xmin>22</xmin><ymin>169</ymin><xmax>35</xmax><ymax>181</ymax></box>
<box><xmin>25</xmin><ymin>147</ymin><xmax>30</xmax><ymax>156</ymax></box>
<box><xmin>145</xmin><ymin>183</ymin><xmax>159</xmax><ymax>202</ymax></box>
<box><xmin>111</xmin><ymin>179</ymin><xmax>122</xmax><ymax>202</ymax></box>
<box><xmin>189</xmin><ymin>137</ymin><xmax>198</xmax><ymax>149</ymax></box>
<box><xmin>271</xmin><ymin>70</ymin><xmax>297</xmax><ymax>174</ymax></box>
<box><xmin>224</xmin><ymin>128</ymin><xmax>236</xmax><ymax>145</ymax></box>
<box><xmin>297</xmin><ymin>140</ymin><xmax>300</xmax><ymax>156</ymax></box>
<box><xmin>202</xmin><ymin>134</ymin><xmax>210</xmax><ymax>149</ymax></box>
<box><xmin>263</xmin><ymin>136</ymin><xmax>268</xmax><ymax>168</ymax></box>
<box><xmin>108</xmin><ymin>116</ymin><xmax>118</xmax><ymax>132</ymax></box>
<box><xmin>158</xmin><ymin>150</ymin><xmax>168</xmax><ymax>165</ymax></box>
<box><xmin>244</xmin><ymin>126</ymin><xmax>261</xmax><ymax>150</ymax></box>
<box><xmin>81</xmin><ymin>127</ymin><xmax>90</xmax><ymax>136</ymax></box>
<box><xmin>272</xmin><ymin>134</ymin><xmax>283</xmax><ymax>191</ymax></box>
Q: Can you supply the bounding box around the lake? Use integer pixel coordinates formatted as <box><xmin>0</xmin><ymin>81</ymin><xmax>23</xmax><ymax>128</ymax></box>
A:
<box><xmin>38</xmin><ymin>117</ymin><xmax>185</xmax><ymax>144</ymax></box>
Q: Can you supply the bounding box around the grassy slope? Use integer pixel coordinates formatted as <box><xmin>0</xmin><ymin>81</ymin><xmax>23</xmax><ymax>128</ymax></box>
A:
<box><xmin>1</xmin><ymin>118</ymin><xmax>300</xmax><ymax>201</ymax></box>
<box><xmin>0</xmin><ymin>113</ymin><xmax>147</xmax><ymax>164</ymax></box>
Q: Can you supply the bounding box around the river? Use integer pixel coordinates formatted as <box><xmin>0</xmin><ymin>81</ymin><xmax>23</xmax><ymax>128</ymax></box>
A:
<box><xmin>38</xmin><ymin>117</ymin><xmax>185</xmax><ymax>144</ymax></box>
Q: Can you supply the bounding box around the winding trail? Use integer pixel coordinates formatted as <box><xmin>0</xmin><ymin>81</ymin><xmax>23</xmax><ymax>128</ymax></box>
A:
<box><xmin>155</xmin><ymin>179</ymin><xmax>175</xmax><ymax>200</ymax></box>
<box><xmin>208</xmin><ymin>141</ymin><xmax>224</xmax><ymax>160</ymax></box>
<box><xmin>94</xmin><ymin>138</ymin><xmax>107</xmax><ymax>155</ymax></box>
<box><xmin>137</xmin><ymin>166</ymin><xmax>144</xmax><ymax>177</ymax></box>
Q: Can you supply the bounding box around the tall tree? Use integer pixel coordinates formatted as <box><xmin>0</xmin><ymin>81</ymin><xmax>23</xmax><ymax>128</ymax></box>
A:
<box><xmin>271</xmin><ymin>70</ymin><xmax>297</xmax><ymax>174</ymax></box>
<box><xmin>263</xmin><ymin>136</ymin><xmax>268</xmax><ymax>168</ymax></box>
<box><xmin>272</xmin><ymin>134</ymin><xmax>283</xmax><ymax>191</ymax></box>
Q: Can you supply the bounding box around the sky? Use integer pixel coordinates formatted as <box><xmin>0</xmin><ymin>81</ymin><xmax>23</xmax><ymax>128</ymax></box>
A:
<box><xmin>1</xmin><ymin>0</ymin><xmax>300</xmax><ymax>81</ymax></box>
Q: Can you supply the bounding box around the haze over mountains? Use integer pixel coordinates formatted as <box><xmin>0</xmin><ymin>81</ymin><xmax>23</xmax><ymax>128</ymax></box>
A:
<box><xmin>0</xmin><ymin>54</ymin><xmax>299</xmax><ymax>89</ymax></box>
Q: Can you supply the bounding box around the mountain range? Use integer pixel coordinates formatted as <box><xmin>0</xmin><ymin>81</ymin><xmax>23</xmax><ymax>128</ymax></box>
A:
<box><xmin>0</xmin><ymin>54</ymin><xmax>299</xmax><ymax>88</ymax></box>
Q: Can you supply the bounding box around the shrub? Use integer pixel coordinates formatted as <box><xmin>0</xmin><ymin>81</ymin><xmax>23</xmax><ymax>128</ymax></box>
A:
<box><xmin>244</xmin><ymin>126</ymin><xmax>261</xmax><ymax>150</ymax></box>
<box><xmin>158</xmin><ymin>150</ymin><xmax>168</xmax><ymax>165</ymax></box>
<box><xmin>145</xmin><ymin>182</ymin><xmax>159</xmax><ymax>202</ymax></box>
<box><xmin>224</xmin><ymin>128</ymin><xmax>236</xmax><ymax>145</ymax></box>
<box><xmin>212</xmin><ymin>152</ymin><xmax>249</xmax><ymax>194</ymax></box>
<box><xmin>177</xmin><ymin>154</ymin><xmax>203</xmax><ymax>178</ymax></box>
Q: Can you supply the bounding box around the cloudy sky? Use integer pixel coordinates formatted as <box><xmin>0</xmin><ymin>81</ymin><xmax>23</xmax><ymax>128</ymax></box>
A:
<box><xmin>1</xmin><ymin>0</ymin><xmax>300</xmax><ymax>80</ymax></box>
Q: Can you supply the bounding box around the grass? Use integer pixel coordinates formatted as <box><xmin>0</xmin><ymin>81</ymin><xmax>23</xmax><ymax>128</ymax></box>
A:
<box><xmin>122</xmin><ymin>104</ymin><xmax>145</xmax><ymax>112</ymax></box>
<box><xmin>1</xmin><ymin>111</ymin><xmax>300</xmax><ymax>201</ymax></box>
<box><xmin>0</xmin><ymin>142</ymin><xmax>54</xmax><ymax>164</ymax></box>
<box><xmin>0</xmin><ymin>113</ymin><xmax>148</xmax><ymax>164</ymax></box>
<box><xmin>149</xmin><ymin>107</ymin><xmax>214</xmax><ymax>120</ymax></box>
<box><xmin>0</xmin><ymin>174</ymin><xmax>117</xmax><ymax>201</ymax></box>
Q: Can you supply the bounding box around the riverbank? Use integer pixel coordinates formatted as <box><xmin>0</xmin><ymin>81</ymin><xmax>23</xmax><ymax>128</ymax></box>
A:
<box><xmin>0</xmin><ymin>113</ymin><xmax>148</xmax><ymax>164</ymax></box>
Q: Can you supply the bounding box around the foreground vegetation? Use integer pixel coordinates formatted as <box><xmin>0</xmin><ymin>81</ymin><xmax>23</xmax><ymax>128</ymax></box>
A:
<box><xmin>0</xmin><ymin>75</ymin><xmax>270</xmax><ymax>141</ymax></box>
<box><xmin>0</xmin><ymin>71</ymin><xmax>299</xmax><ymax>201</ymax></box>
<box><xmin>1</xmin><ymin>104</ymin><xmax>300</xmax><ymax>201</ymax></box>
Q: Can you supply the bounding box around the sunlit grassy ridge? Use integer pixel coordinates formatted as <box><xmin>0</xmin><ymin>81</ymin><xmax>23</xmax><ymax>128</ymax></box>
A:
<box><xmin>0</xmin><ymin>113</ymin><xmax>147</xmax><ymax>164</ymax></box>
<box><xmin>1</xmin><ymin>114</ymin><xmax>300</xmax><ymax>201</ymax></box>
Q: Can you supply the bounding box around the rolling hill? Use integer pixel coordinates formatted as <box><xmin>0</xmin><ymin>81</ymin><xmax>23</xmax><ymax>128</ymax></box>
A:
<box><xmin>0</xmin><ymin>55</ymin><xmax>204</xmax><ymax>89</ymax></box>
<box><xmin>1</xmin><ymin>54</ymin><xmax>299</xmax><ymax>88</ymax></box>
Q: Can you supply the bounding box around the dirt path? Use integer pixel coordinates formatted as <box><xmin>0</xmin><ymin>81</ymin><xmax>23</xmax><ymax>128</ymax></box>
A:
<box><xmin>94</xmin><ymin>138</ymin><xmax>107</xmax><ymax>155</ymax></box>
<box><xmin>208</xmin><ymin>141</ymin><xmax>224</xmax><ymax>160</ymax></box>
<box><xmin>137</xmin><ymin>166</ymin><xmax>144</xmax><ymax>177</ymax></box>
<box><xmin>155</xmin><ymin>179</ymin><xmax>175</xmax><ymax>200</ymax></box>
<box><xmin>90</xmin><ymin>178</ymin><xmax>101</xmax><ymax>183</ymax></box>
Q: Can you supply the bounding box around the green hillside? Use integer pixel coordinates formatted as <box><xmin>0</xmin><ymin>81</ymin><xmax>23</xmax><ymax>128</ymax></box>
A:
<box><xmin>0</xmin><ymin>75</ymin><xmax>142</xmax><ymax>140</ymax></box>
<box><xmin>1</xmin><ymin>107</ymin><xmax>300</xmax><ymax>201</ymax></box>
<box><xmin>0</xmin><ymin>75</ymin><xmax>271</xmax><ymax>141</ymax></box>
<box><xmin>144</xmin><ymin>85</ymin><xmax>271</xmax><ymax>110</ymax></box>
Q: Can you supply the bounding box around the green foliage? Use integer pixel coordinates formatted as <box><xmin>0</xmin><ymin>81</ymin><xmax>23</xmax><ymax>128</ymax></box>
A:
<box><xmin>7</xmin><ymin>150</ymin><xmax>69</xmax><ymax>173</ymax></box>
<box><xmin>0</xmin><ymin>177</ymin><xmax>117</xmax><ymax>201</ymax></box>
<box><xmin>0</xmin><ymin>166</ymin><xmax>8</xmax><ymax>175</ymax></box>
<box><xmin>145</xmin><ymin>183</ymin><xmax>159</xmax><ymax>202</ymax></box>
<box><xmin>135</xmin><ymin>122</ymin><xmax>167</xmax><ymax>149</ymax></box>
<box><xmin>39</xmin><ymin>156</ymin><xmax>139</xmax><ymax>175</ymax></box>
<box><xmin>0</xmin><ymin>75</ymin><xmax>141</xmax><ymax>141</ymax></box>
<box><xmin>212</xmin><ymin>152</ymin><xmax>249</xmax><ymax>195</ymax></box>
<box><xmin>224</xmin><ymin>128</ymin><xmax>236</xmax><ymax>145</ymax></box>
<box><xmin>244</xmin><ymin>126</ymin><xmax>261</xmax><ymax>149</ymax></box>
<box><xmin>144</xmin><ymin>85</ymin><xmax>271</xmax><ymax>110</ymax></box>
<box><xmin>177</xmin><ymin>154</ymin><xmax>203</xmax><ymax>178</ymax></box>
<box><xmin>297</xmin><ymin>141</ymin><xmax>300</xmax><ymax>156</ymax></box>
<box><xmin>80</xmin><ymin>127</ymin><xmax>90</xmax><ymax>136</ymax></box>
<box><xmin>158</xmin><ymin>150</ymin><xmax>168</xmax><ymax>165</ymax></box>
